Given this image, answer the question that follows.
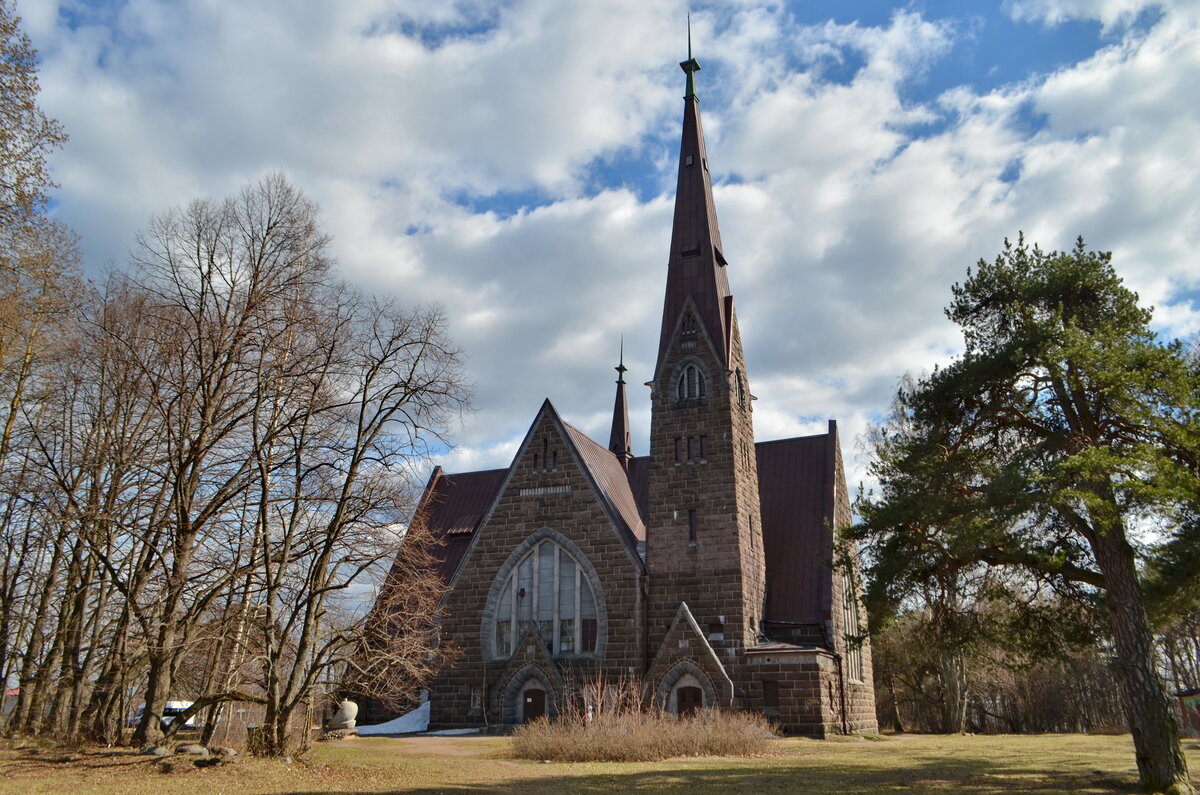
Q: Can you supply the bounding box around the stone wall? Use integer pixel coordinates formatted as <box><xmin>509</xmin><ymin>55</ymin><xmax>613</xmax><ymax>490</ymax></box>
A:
<box><xmin>646</xmin><ymin>303</ymin><xmax>764</xmax><ymax>661</ymax></box>
<box><xmin>428</xmin><ymin>407</ymin><xmax>647</xmax><ymax>730</ymax></box>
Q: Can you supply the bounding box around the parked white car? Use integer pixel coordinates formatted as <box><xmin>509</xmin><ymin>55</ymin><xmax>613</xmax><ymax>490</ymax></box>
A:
<box><xmin>127</xmin><ymin>700</ymin><xmax>197</xmax><ymax>730</ymax></box>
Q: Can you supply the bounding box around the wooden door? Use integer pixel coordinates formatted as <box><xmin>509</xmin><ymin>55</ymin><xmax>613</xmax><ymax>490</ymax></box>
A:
<box><xmin>523</xmin><ymin>688</ymin><xmax>546</xmax><ymax>723</ymax></box>
<box><xmin>677</xmin><ymin>686</ymin><xmax>702</xmax><ymax>718</ymax></box>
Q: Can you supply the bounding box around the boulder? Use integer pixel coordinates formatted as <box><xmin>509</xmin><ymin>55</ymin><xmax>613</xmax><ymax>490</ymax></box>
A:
<box><xmin>318</xmin><ymin>728</ymin><xmax>358</xmax><ymax>741</ymax></box>
<box><xmin>175</xmin><ymin>743</ymin><xmax>211</xmax><ymax>757</ymax></box>
<box><xmin>141</xmin><ymin>745</ymin><xmax>172</xmax><ymax>757</ymax></box>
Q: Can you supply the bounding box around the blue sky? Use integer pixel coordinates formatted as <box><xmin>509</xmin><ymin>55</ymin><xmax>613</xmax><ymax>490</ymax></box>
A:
<box><xmin>22</xmin><ymin>0</ymin><xmax>1200</xmax><ymax>487</ymax></box>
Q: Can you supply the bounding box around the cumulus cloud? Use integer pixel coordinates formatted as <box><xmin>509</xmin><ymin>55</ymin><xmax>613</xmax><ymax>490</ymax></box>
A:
<box><xmin>25</xmin><ymin>0</ymin><xmax>1200</xmax><ymax>490</ymax></box>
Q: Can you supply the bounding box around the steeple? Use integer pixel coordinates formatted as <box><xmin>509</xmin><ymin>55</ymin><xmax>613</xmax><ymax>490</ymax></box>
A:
<box><xmin>645</xmin><ymin>33</ymin><xmax>764</xmax><ymax>656</ymax></box>
<box><xmin>608</xmin><ymin>340</ymin><xmax>632</xmax><ymax>464</ymax></box>
<box><xmin>655</xmin><ymin>25</ymin><xmax>733</xmax><ymax>379</ymax></box>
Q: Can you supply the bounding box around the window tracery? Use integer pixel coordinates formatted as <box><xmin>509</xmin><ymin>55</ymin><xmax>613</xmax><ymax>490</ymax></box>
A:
<box><xmin>492</xmin><ymin>539</ymin><xmax>599</xmax><ymax>658</ymax></box>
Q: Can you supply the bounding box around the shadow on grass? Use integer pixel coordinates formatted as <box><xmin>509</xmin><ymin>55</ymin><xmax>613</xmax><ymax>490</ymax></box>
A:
<box><xmin>278</xmin><ymin>752</ymin><xmax>1150</xmax><ymax>795</ymax></box>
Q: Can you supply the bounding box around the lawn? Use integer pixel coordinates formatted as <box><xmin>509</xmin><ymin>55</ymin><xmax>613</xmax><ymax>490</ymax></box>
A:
<box><xmin>1</xmin><ymin>732</ymin><xmax>1197</xmax><ymax>794</ymax></box>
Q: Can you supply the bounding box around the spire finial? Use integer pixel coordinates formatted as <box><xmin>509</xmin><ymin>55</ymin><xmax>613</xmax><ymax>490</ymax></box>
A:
<box><xmin>680</xmin><ymin>15</ymin><xmax>701</xmax><ymax>100</ymax></box>
<box><xmin>615</xmin><ymin>336</ymin><xmax>628</xmax><ymax>384</ymax></box>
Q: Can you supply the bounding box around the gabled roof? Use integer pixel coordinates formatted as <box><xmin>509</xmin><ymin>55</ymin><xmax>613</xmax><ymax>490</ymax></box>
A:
<box><xmin>416</xmin><ymin>467</ymin><xmax>508</xmax><ymax>582</ymax></box>
<box><xmin>412</xmin><ymin>402</ymin><xmax>650</xmax><ymax>584</ymax></box>
<box><xmin>562</xmin><ymin>420</ymin><xmax>645</xmax><ymax>543</ymax></box>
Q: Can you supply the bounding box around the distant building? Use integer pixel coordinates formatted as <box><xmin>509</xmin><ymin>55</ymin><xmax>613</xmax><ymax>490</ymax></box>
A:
<box><xmin>1179</xmin><ymin>688</ymin><xmax>1200</xmax><ymax>737</ymax></box>
<box><xmin>371</xmin><ymin>45</ymin><xmax>877</xmax><ymax>736</ymax></box>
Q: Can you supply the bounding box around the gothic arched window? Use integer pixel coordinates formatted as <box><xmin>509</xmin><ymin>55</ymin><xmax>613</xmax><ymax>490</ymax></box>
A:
<box><xmin>492</xmin><ymin>540</ymin><xmax>599</xmax><ymax>658</ymax></box>
<box><xmin>675</xmin><ymin>364</ymin><xmax>707</xmax><ymax>401</ymax></box>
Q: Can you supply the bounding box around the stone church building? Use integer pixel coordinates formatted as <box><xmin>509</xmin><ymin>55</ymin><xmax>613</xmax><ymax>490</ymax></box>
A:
<box><xmin>375</xmin><ymin>50</ymin><xmax>877</xmax><ymax>736</ymax></box>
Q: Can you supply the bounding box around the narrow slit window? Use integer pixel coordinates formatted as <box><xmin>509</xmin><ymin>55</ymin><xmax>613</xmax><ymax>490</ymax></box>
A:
<box><xmin>687</xmin><ymin>436</ymin><xmax>694</xmax><ymax>463</ymax></box>
<box><xmin>688</xmin><ymin>510</ymin><xmax>697</xmax><ymax>546</ymax></box>
<box><xmin>699</xmin><ymin>436</ymin><xmax>708</xmax><ymax>462</ymax></box>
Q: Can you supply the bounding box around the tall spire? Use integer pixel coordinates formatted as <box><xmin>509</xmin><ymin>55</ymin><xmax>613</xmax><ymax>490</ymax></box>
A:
<box><xmin>608</xmin><ymin>339</ymin><xmax>632</xmax><ymax>464</ymax></box>
<box><xmin>654</xmin><ymin>25</ymin><xmax>733</xmax><ymax>378</ymax></box>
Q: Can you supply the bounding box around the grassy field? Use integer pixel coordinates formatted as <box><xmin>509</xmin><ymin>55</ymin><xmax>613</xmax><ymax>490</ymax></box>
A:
<box><xmin>1</xmin><ymin>732</ymin><xmax>1197</xmax><ymax>794</ymax></box>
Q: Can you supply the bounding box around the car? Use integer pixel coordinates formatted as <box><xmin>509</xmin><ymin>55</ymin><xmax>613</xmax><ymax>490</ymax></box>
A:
<box><xmin>127</xmin><ymin>700</ymin><xmax>197</xmax><ymax>730</ymax></box>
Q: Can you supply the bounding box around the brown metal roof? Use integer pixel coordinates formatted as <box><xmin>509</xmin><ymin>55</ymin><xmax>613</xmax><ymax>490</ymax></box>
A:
<box><xmin>756</xmin><ymin>432</ymin><xmax>834</xmax><ymax>626</ymax></box>
<box><xmin>418</xmin><ymin>467</ymin><xmax>507</xmax><ymax>582</ymax></box>
<box><xmin>562</xmin><ymin>421</ymin><xmax>646</xmax><ymax>544</ymax></box>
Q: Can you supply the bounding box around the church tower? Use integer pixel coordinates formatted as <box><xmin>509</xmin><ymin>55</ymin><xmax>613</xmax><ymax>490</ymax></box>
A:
<box><xmin>645</xmin><ymin>40</ymin><xmax>765</xmax><ymax>656</ymax></box>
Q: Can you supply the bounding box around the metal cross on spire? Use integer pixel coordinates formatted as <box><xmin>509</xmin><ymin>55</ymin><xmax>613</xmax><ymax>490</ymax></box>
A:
<box><xmin>615</xmin><ymin>336</ymin><xmax>628</xmax><ymax>384</ymax></box>
<box><xmin>680</xmin><ymin>14</ymin><xmax>701</xmax><ymax>100</ymax></box>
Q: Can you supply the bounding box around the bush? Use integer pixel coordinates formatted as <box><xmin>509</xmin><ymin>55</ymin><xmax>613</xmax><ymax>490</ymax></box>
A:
<box><xmin>511</xmin><ymin>676</ymin><xmax>775</xmax><ymax>762</ymax></box>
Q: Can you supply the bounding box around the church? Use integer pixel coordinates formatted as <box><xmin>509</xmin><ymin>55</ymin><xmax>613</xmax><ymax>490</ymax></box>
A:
<box><xmin>376</xmin><ymin>46</ymin><xmax>878</xmax><ymax>736</ymax></box>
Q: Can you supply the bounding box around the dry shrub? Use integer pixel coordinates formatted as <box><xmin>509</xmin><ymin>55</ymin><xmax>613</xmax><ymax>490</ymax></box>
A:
<box><xmin>512</xmin><ymin>675</ymin><xmax>774</xmax><ymax>762</ymax></box>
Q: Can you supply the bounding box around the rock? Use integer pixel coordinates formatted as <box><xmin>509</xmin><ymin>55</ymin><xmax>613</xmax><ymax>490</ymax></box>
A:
<box><xmin>211</xmin><ymin>745</ymin><xmax>238</xmax><ymax>758</ymax></box>
<box><xmin>142</xmin><ymin>745</ymin><xmax>172</xmax><ymax>757</ymax></box>
<box><xmin>327</xmin><ymin>699</ymin><xmax>358</xmax><ymax>730</ymax></box>
<box><xmin>175</xmin><ymin>743</ymin><xmax>210</xmax><ymax>757</ymax></box>
<box><xmin>318</xmin><ymin>728</ymin><xmax>358</xmax><ymax>741</ymax></box>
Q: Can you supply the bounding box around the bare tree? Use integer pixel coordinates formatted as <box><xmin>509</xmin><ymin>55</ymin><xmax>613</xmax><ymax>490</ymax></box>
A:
<box><xmin>0</xmin><ymin>0</ymin><xmax>66</xmax><ymax>229</ymax></box>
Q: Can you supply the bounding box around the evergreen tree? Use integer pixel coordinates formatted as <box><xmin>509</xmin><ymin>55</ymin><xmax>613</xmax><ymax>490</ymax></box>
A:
<box><xmin>855</xmin><ymin>236</ymin><xmax>1198</xmax><ymax>794</ymax></box>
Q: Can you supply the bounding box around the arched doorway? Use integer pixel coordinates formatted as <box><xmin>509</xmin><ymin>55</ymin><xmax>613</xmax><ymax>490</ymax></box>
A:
<box><xmin>677</xmin><ymin>686</ymin><xmax>702</xmax><ymax>718</ymax></box>
<box><xmin>522</xmin><ymin>687</ymin><xmax>546</xmax><ymax>723</ymax></box>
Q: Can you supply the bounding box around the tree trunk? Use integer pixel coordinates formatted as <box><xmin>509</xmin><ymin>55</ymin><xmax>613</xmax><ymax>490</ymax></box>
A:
<box><xmin>1092</xmin><ymin>520</ymin><xmax>1193</xmax><ymax>794</ymax></box>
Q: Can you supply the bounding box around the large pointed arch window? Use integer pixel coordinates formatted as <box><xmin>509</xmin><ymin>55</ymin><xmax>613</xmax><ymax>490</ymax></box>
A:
<box><xmin>493</xmin><ymin>540</ymin><xmax>598</xmax><ymax>657</ymax></box>
<box><xmin>675</xmin><ymin>364</ymin><xmax>707</xmax><ymax>401</ymax></box>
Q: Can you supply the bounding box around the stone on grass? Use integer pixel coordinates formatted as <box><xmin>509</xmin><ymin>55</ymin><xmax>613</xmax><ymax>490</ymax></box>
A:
<box><xmin>318</xmin><ymin>728</ymin><xmax>358</xmax><ymax>741</ymax></box>
<box><xmin>175</xmin><ymin>743</ymin><xmax>210</xmax><ymax>757</ymax></box>
<box><xmin>142</xmin><ymin>745</ymin><xmax>172</xmax><ymax>757</ymax></box>
<box><xmin>211</xmin><ymin>745</ymin><xmax>238</xmax><ymax>758</ymax></box>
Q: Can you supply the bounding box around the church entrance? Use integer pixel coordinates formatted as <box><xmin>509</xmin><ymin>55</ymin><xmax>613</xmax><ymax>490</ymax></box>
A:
<box><xmin>522</xmin><ymin>688</ymin><xmax>546</xmax><ymax>723</ymax></box>
<box><xmin>677</xmin><ymin>686</ymin><xmax>702</xmax><ymax>718</ymax></box>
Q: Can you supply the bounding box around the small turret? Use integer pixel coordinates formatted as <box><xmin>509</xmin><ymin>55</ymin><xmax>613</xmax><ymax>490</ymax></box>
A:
<box><xmin>608</xmin><ymin>341</ymin><xmax>633</xmax><ymax>466</ymax></box>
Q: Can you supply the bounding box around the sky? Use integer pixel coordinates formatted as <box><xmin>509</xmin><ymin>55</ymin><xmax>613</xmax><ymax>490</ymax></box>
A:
<box><xmin>22</xmin><ymin>0</ymin><xmax>1200</xmax><ymax>492</ymax></box>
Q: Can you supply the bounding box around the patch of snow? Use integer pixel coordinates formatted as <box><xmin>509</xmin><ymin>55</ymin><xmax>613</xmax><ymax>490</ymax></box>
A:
<box><xmin>356</xmin><ymin>701</ymin><xmax>430</xmax><ymax>735</ymax></box>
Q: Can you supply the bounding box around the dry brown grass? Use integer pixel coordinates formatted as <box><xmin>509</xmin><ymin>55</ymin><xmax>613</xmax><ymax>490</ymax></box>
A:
<box><xmin>512</xmin><ymin>708</ymin><xmax>775</xmax><ymax>762</ymax></box>
<box><xmin>0</xmin><ymin>732</ymin><xmax>1197</xmax><ymax>793</ymax></box>
<box><xmin>511</xmin><ymin>675</ymin><xmax>773</xmax><ymax>762</ymax></box>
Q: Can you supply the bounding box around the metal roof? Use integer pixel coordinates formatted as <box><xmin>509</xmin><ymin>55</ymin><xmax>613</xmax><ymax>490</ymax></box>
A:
<box><xmin>756</xmin><ymin>432</ymin><xmax>835</xmax><ymax>626</ymax></box>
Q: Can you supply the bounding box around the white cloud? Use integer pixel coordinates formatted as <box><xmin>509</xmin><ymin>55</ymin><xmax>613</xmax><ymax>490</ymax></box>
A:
<box><xmin>1003</xmin><ymin>0</ymin><xmax>1180</xmax><ymax>32</ymax></box>
<box><xmin>26</xmin><ymin>0</ymin><xmax>1200</xmax><ymax>493</ymax></box>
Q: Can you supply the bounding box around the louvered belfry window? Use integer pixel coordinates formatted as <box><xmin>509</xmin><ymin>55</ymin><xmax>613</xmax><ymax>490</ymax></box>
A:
<box><xmin>493</xmin><ymin>540</ymin><xmax>598</xmax><ymax>657</ymax></box>
<box><xmin>675</xmin><ymin>364</ymin><xmax>707</xmax><ymax>401</ymax></box>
